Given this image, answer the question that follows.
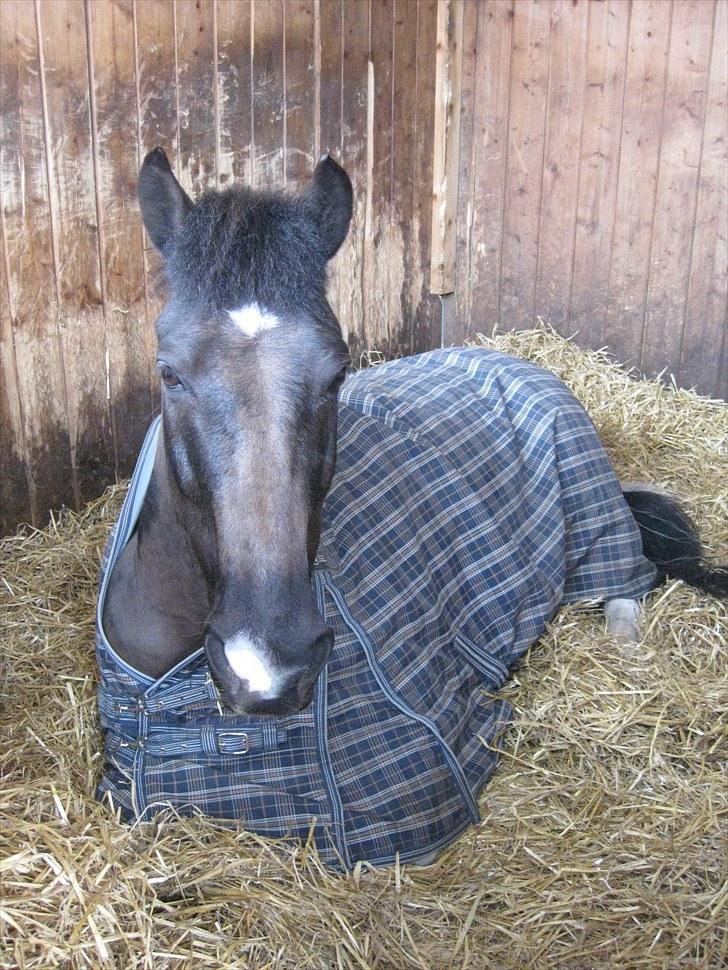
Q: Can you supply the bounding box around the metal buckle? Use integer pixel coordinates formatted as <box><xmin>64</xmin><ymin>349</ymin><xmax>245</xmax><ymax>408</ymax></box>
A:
<box><xmin>218</xmin><ymin>731</ymin><xmax>250</xmax><ymax>754</ymax></box>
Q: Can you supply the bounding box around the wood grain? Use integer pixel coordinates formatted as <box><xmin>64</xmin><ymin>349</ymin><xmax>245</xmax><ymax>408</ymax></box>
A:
<box><xmin>1</xmin><ymin>199</ymin><xmax>30</xmax><ymax>531</ymax></box>
<box><xmin>641</xmin><ymin>0</ymin><xmax>715</xmax><ymax>382</ymax></box>
<box><xmin>337</xmin><ymin>0</ymin><xmax>369</xmax><ymax>360</ymax></box>
<box><xmin>389</xmin><ymin>0</ymin><xmax>420</xmax><ymax>356</ymax></box>
<box><xmin>453</xmin><ymin>0</ymin><xmax>514</xmax><ymax>342</ymax></box>
<box><xmin>175</xmin><ymin>0</ymin><xmax>217</xmax><ymax>199</ymax></box>
<box><xmin>366</xmin><ymin>0</ymin><xmax>395</xmax><ymax>353</ymax></box>
<box><xmin>570</xmin><ymin>0</ymin><xmax>630</xmax><ymax>349</ymax></box>
<box><xmin>87</xmin><ymin>0</ymin><xmax>153</xmax><ymax>480</ymax></box>
<box><xmin>318</xmin><ymin>0</ymin><xmax>344</xmax><ymax>326</ymax></box>
<box><xmin>36</xmin><ymin>0</ymin><xmax>113</xmax><ymax>507</ymax></box>
<box><xmin>216</xmin><ymin>0</ymin><xmax>253</xmax><ymax>188</ymax></box>
<box><xmin>680</xmin><ymin>0</ymin><xmax>728</xmax><ymax>398</ymax></box>
<box><xmin>604</xmin><ymin>0</ymin><xmax>672</xmax><ymax>368</ymax></box>
<box><xmin>533</xmin><ymin>0</ymin><xmax>589</xmax><ymax>333</ymax></box>
<box><xmin>252</xmin><ymin>0</ymin><xmax>285</xmax><ymax>189</ymax></box>
<box><xmin>430</xmin><ymin>0</ymin><xmax>463</xmax><ymax>296</ymax></box>
<box><xmin>407</xmin><ymin>0</ymin><xmax>440</xmax><ymax>354</ymax></box>
<box><xmin>133</xmin><ymin>0</ymin><xmax>178</xmax><ymax>414</ymax></box>
<box><xmin>499</xmin><ymin>0</ymin><xmax>551</xmax><ymax>331</ymax></box>
<box><xmin>451</xmin><ymin>0</ymin><xmax>478</xmax><ymax>343</ymax></box>
<box><xmin>3</xmin><ymin>0</ymin><xmax>727</xmax><ymax>537</ymax></box>
<box><xmin>284</xmin><ymin>0</ymin><xmax>316</xmax><ymax>189</ymax></box>
<box><xmin>1</xmin><ymin>0</ymin><xmax>74</xmax><ymax>530</ymax></box>
<box><xmin>318</xmin><ymin>0</ymin><xmax>343</xmax><ymax>160</ymax></box>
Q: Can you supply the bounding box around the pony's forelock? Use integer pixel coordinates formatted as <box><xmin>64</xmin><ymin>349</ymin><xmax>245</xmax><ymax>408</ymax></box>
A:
<box><xmin>164</xmin><ymin>187</ymin><xmax>331</xmax><ymax>318</ymax></box>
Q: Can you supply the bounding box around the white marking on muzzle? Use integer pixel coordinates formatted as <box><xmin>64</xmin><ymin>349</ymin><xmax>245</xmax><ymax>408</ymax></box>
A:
<box><xmin>224</xmin><ymin>633</ymin><xmax>276</xmax><ymax>695</ymax></box>
<box><xmin>228</xmin><ymin>303</ymin><xmax>279</xmax><ymax>337</ymax></box>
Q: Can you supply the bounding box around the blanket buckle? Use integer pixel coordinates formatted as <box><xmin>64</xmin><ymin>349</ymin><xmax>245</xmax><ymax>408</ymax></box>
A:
<box><xmin>218</xmin><ymin>731</ymin><xmax>250</xmax><ymax>754</ymax></box>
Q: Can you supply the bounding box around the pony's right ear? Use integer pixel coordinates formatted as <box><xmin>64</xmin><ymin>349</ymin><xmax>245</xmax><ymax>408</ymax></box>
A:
<box><xmin>138</xmin><ymin>148</ymin><xmax>193</xmax><ymax>253</ymax></box>
<box><xmin>303</xmin><ymin>155</ymin><xmax>353</xmax><ymax>260</ymax></box>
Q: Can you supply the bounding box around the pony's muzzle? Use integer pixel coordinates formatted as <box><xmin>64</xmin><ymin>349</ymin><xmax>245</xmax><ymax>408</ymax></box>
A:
<box><xmin>204</xmin><ymin>627</ymin><xmax>333</xmax><ymax>716</ymax></box>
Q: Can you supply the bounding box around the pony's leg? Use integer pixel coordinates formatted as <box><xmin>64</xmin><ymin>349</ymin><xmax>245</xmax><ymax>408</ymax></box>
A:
<box><xmin>604</xmin><ymin>598</ymin><xmax>641</xmax><ymax>642</ymax></box>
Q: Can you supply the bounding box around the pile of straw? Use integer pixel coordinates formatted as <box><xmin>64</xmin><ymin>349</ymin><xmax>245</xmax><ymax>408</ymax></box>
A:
<box><xmin>2</xmin><ymin>328</ymin><xmax>726</xmax><ymax>969</ymax></box>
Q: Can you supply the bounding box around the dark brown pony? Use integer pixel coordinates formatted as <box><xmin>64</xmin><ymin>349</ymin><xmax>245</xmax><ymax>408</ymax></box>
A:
<box><xmin>103</xmin><ymin>149</ymin><xmax>728</xmax><ymax>719</ymax></box>
<box><xmin>103</xmin><ymin>149</ymin><xmax>352</xmax><ymax>716</ymax></box>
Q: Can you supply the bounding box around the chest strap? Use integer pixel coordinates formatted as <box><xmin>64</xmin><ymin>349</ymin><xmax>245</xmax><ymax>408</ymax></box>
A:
<box><xmin>99</xmin><ymin>667</ymin><xmax>290</xmax><ymax>757</ymax></box>
<box><xmin>99</xmin><ymin>669</ymin><xmax>220</xmax><ymax>720</ymax></box>
<box><xmin>105</xmin><ymin>721</ymin><xmax>288</xmax><ymax>756</ymax></box>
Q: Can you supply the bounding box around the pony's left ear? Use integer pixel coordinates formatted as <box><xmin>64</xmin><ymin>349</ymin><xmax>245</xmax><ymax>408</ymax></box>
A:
<box><xmin>138</xmin><ymin>148</ymin><xmax>194</xmax><ymax>253</ymax></box>
<box><xmin>304</xmin><ymin>156</ymin><xmax>353</xmax><ymax>260</ymax></box>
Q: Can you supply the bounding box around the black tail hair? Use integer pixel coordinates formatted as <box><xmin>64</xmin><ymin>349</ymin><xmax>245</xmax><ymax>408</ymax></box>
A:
<box><xmin>622</xmin><ymin>487</ymin><xmax>728</xmax><ymax>600</ymax></box>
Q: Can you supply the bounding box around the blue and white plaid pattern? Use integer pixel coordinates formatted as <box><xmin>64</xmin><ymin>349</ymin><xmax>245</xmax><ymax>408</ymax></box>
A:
<box><xmin>96</xmin><ymin>348</ymin><xmax>656</xmax><ymax>867</ymax></box>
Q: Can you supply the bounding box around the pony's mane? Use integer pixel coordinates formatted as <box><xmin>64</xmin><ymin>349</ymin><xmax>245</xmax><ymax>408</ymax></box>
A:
<box><xmin>165</xmin><ymin>187</ymin><xmax>331</xmax><ymax>316</ymax></box>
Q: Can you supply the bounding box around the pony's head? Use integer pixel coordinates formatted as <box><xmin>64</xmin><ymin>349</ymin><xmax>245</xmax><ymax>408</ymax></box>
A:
<box><xmin>138</xmin><ymin>148</ymin><xmax>352</xmax><ymax>715</ymax></box>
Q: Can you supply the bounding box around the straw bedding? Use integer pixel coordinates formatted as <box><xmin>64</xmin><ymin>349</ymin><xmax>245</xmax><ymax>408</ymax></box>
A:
<box><xmin>1</xmin><ymin>328</ymin><xmax>726</xmax><ymax>969</ymax></box>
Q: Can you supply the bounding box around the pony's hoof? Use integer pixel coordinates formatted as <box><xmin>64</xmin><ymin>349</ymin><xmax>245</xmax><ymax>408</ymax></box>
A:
<box><xmin>604</xmin><ymin>597</ymin><xmax>641</xmax><ymax>643</ymax></box>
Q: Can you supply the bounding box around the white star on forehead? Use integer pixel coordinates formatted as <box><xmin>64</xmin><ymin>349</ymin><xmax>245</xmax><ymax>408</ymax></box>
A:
<box><xmin>228</xmin><ymin>303</ymin><xmax>280</xmax><ymax>337</ymax></box>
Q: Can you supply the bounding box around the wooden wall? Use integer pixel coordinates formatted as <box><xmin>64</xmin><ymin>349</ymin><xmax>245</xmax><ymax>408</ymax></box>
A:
<box><xmin>0</xmin><ymin>0</ymin><xmax>440</xmax><ymax>534</ymax></box>
<box><xmin>450</xmin><ymin>0</ymin><xmax>727</xmax><ymax>401</ymax></box>
<box><xmin>1</xmin><ymin>0</ymin><xmax>726</xmax><ymax>537</ymax></box>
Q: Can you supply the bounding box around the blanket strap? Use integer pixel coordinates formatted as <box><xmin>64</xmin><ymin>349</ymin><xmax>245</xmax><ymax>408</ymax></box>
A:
<box><xmin>99</xmin><ymin>668</ymin><xmax>289</xmax><ymax>757</ymax></box>
<box><xmin>105</xmin><ymin>722</ymin><xmax>288</xmax><ymax>756</ymax></box>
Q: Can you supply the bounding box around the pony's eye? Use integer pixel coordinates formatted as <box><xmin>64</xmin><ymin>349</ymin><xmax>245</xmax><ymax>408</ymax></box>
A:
<box><xmin>160</xmin><ymin>365</ymin><xmax>181</xmax><ymax>388</ymax></box>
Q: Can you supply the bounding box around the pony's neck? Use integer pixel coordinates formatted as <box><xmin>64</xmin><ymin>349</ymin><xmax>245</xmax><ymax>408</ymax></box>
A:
<box><xmin>102</xmin><ymin>438</ymin><xmax>211</xmax><ymax>679</ymax></box>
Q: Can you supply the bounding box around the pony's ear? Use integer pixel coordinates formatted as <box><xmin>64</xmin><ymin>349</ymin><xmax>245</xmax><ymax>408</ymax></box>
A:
<box><xmin>303</xmin><ymin>155</ymin><xmax>353</xmax><ymax>260</ymax></box>
<box><xmin>138</xmin><ymin>148</ymin><xmax>193</xmax><ymax>253</ymax></box>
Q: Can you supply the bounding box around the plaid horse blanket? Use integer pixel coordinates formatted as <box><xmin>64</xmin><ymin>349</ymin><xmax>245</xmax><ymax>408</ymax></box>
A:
<box><xmin>96</xmin><ymin>348</ymin><xmax>656</xmax><ymax>867</ymax></box>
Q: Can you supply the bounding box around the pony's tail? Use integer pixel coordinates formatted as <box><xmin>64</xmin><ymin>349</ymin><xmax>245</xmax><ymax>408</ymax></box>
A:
<box><xmin>622</xmin><ymin>486</ymin><xmax>728</xmax><ymax>600</ymax></box>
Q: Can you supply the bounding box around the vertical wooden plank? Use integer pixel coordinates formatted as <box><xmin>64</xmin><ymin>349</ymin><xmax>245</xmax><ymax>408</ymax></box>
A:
<box><xmin>318</xmin><ymin>0</ymin><xmax>345</xmax><ymax>326</ymax></box>
<box><xmin>175</xmin><ymin>0</ymin><xmax>217</xmax><ymax>198</ymax></box>
<box><xmin>569</xmin><ymin>0</ymin><xmax>630</xmax><ymax>349</ymax></box>
<box><xmin>430</xmin><ymin>0</ymin><xmax>463</xmax><ymax>296</ymax></box>
<box><xmin>717</xmin><ymin>329</ymin><xmax>728</xmax><ymax>402</ymax></box>
<box><xmin>453</xmin><ymin>0</ymin><xmax>514</xmax><ymax>343</ymax></box>
<box><xmin>410</xmin><ymin>0</ymin><xmax>441</xmax><ymax>353</ymax></box>
<box><xmin>0</xmin><ymin>224</ymin><xmax>30</xmax><ymax>532</ymax></box>
<box><xmin>87</xmin><ymin>0</ymin><xmax>152</xmax><ymax>481</ymax></box>
<box><xmin>499</xmin><ymin>0</ymin><xmax>551</xmax><ymax>331</ymax></box>
<box><xmin>604</xmin><ymin>0</ymin><xmax>671</xmax><ymax>368</ymax></box>
<box><xmin>452</xmin><ymin>0</ymin><xmax>477</xmax><ymax>341</ymax></box>
<box><xmin>217</xmin><ymin>0</ymin><xmax>253</xmax><ymax>188</ymax></box>
<box><xmin>135</xmin><ymin>0</ymin><xmax>179</xmax><ymax>161</ymax></box>
<box><xmin>284</xmin><ymin>0</ymin><xmax>316</xmax><ymax>189</ymax></box>
<box><xmin>134</xmin><ymin>0</ymin><xmax>178</xmax><ymax>415</ymax></box>
<box><xmin>641</xmin><ymin>0</ymin><xmax>715</xmax><ymax>382</ymax></box>
<box><xmin>713</xmin><ymin>340</ymin><xmax>728</xmax><ymax>401</ymax></box>
<box><xmin>37</xmin><ymin>0</ymin><xmax>113</xmax><ymax>507</ymax></box>
<box><xmin>389</xmin><ymin>0</ymin><xmax>419</xmax><ymax>355</ymax></box>
<box><xmin>0</xmin><ymin>4</ymin><xmax>74</xmax><ymax>530</ymax></box>
<box><xmin>252</xmin><ymin>0</ymin><xmax>285</xmax><ymax>189</ymax></box>
<box><xmin>365</xmin><ymin>0</ymin><xmax>394</xmax><ymax>352</ymax></box>
<box><xmin>318</xmin><ymin>0</ymin><xmax>342</xmax><ymax>159</ymax></box>
<box><xmin>337</xmin><ymin>0</ymin><xmax>369</xmax><ymax>358</ymax></box>
<box><xmin>1</xmin><ymin>0</ymin><xmax>75</xmax><ymax>529</ymax></box>
<box><xmin>533</xmin><ymin>0</ymin><xmax>589</xmax><ymax>333</ymax></box>
<box><xmin>680</xmin><ymin>0</ymin><xmax>727</xmax><ymax>398</ymax></box>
